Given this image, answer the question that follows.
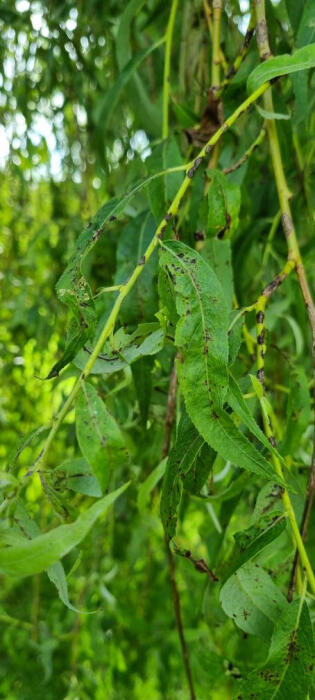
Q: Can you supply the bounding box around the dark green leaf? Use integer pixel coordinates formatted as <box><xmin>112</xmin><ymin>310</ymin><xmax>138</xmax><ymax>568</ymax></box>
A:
<box><xmin>206</xmin><ymin>169</ymin><xmax>241</xmax><ymax>239</ymax></box>
<box><xmin>94</xmin><ymin>38</ymin><xmax>164</xmax><ymax>128</ymax></box>
<box><xmin>160</xmin><ymin>412</ymin><xmax>204</xmax><ymax>539</ymax></box>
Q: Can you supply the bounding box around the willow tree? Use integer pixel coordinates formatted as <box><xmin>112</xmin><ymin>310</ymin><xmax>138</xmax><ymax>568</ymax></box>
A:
<box><xmin>1</xmin><ymin>1</ymin><xmax>314</xmax><ymax>698</ymax></box>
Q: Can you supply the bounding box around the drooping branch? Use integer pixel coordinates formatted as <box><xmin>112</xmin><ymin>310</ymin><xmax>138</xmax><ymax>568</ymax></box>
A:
<box><xmin>31</xmin><ymin>79</ymin><xmax>273</xmax><ymax>478</ymax></box>
<box><xmin>254</xmin><ymin>0</ymin><xmax>315</xmax><ymax>598</ymax></box>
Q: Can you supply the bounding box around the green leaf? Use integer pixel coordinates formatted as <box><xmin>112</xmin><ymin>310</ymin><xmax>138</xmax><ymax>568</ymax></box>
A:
<box><xmin>0</xmin><ymin>472</ymin><xmax>18</xmax><ymax>490</ymax></box>
<box><xmin>251</xmin><ymin>482</ymin><xmax>284</xmax><ymax>524</ymax></box>
<box><xmin>227</xmin><ymin>374</ymin><xmax>285</xmax><ymax>464</ymax></box>
<box><xmin>75</xmin><ymin>383</ymin><xmax>129</xmax><ymax>492</ymax></box>
<box><xmin>46</xmin><ymin>562</ymin><xmax>83</xmax><ymax>613</ymax></box>
<box><xmin>201</xmin><ymin>238</ymin><xmax>234</xmax><ymax>310</ymax></box>
<box><xmin>220</xmin><ymin>562</ymin><xmax>287</xmax><ymax>641</ymax></box>
<box><xmin>7</xmin><ymin>503</ymin><xmax>82</xmax><ymax>611</ymax></box>
<box><xmin>6</xmin><ymin>424</ymin><xmax>49</xmax><ymax>471</ymax></box>
<box><xmin>171</xmin><ymin>98</ymin><xmax>198</xmax><ymax>127</ymax></box>
<box><xmin>281</xmin><ymin>366</ymin><xmax>311</xmax><ymax>456</ymax></box>
<box><xmin>159</xmin><ymin>242</ymin><xmax>283</xmax><ymax>484</ymax></box>
<box><xmin>285</xmin><ymin>0</ymin><xmax>305</xmax><ymax>34</ymax></box>
<box><xmin>256</xmin><ymin>104</ymin><xmax>291</xmax><ymax>120</ymax></box>
<box><xmin>183</xmin><ymin>442</ymin><xmax>215</xmax><ymax>495</ymax></box>
<box><xmin>200</xmin><ymin>470</ymin><xmax>251</xmax><ymax>502</ymax></box>
<box><xmin>94</xmin><ymin>37</ymin><xmax>164</xmax><ymax>128</ymax></box>
<box><xmin>55</xmin><ymin>458</ymin><xmax>102</xmax><ymax>498</ymax></box>
<box><xmin>159</xmin><ymin>240</ymin><xmax>229</xmax><ymax>409</ymax></box>
<box><xmin>137</xmin><ymin>458</ymin><xmax>167</xmax><ymax>512</ymax></box>
<box><xmin>296</xmin><ymin>0</ymin><xmax>315</xmax><ymax>46</ymax></box>
<box><xmin>146</xmin><ymin>139</ymin><xmax>184</xmax><ymax>222</ymax></box>
<box><xmin>227</xmin><ymin>516</ymin><xmax>287</xmax><ymax>578</ymax></box>
<box><xmin>114</xmin><ymin>212</ymin><xmax>158</xmax><ymax>324</ymax></box>
<box><xmin>74</xmin><ymin>323</ymin><xmax>164</xmax><ymax>375</ymax></box>
<box><xmin>228</xmin><ymin>312</ymin><xmax>244</xmax><ymax>366</ymax></box>
<box><xmin>247</xmin><ymin>43</ymin><xmax>315</xmax><ymax>94</ymax></box>
<box><xmin>115</xmin><ymin>0</ymin><xmax>161</xmax><ymax>135</ymax></box>
<box><xmin>160</xmin><ymin>412</ymin><xmax>205</xmax><ymax>539</ymax></box>
<box><xmin>132</xmin><ymin>356</ymin><xmax>153</xmax><ymax>424</ymax></box>
<box><xmin>206</xmin><ymin>169</ymin><xmax>241</xmax><ymax>239</ymax></box>
<box><xmin>0</xmin><ymin>483</ymin><xmax>129</xmax><ymax>578</ymax></box>
<box><xmin>240</xmin><ymin>599</ymin><xmax>314</xmax><ymax>698</ymax></box>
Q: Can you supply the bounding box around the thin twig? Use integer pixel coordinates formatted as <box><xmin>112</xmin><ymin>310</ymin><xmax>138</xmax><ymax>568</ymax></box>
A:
<box><xmin>217</xmin><ymin>8</ymin><xmax>255</xmax><ymax>97</ymax></box>
<box><xmin>162</xmin><ymin>365</ymin><xmax>196</xmax><ymax>700</ymax></box>
<box><xmin>165</xmin><ymin>540</ymin><xmax>196</xmax><ymax>700</ymax></box>
<box><xmin>223</xmin><ymin>126</ymin><xmax>266</xmax><ymax>174</ymax></box>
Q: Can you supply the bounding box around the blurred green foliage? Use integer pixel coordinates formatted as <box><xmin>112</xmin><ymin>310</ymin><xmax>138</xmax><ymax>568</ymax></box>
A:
<box><xmin>0</xmin><ymin>1</ymin><xmax>314</xmax><ymax>698</ymax></box>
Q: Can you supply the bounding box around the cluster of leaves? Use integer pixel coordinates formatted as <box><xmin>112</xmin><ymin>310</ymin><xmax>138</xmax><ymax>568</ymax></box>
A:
<box><xmin>0</xmin><ymin>0</ymin><xmax>314</xmax><ymax>698</ymax></box>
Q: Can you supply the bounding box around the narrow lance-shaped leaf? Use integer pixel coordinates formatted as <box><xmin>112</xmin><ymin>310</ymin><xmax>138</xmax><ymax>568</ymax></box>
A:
<box><xmin>75</xmin><ymin>382</ymin><xmax>129</xmax><ymax>492</ymax></box>
<box><xmin>115</xmin><ymin>0</ymin><xmax>161</xmax><ymax>135</ymax></box>
<box><xmin>159</xmin><ymin>242</ymin><xmax>283</xmax><ymax>484</ymax></box>
<box><xmin>201</xmin><ymin>238</ymin><xmax>234</xmax><ymax>310</ymax></box>
<box><xmin>240</xmin><ymin>599</ymin><xmax>314</xmax><ymax>699</ymax></box>
<box><xmin>132</xmin><ymin>356</ymin><xmax>153</xmax><ymax>425</ymax></box>
<box><xmin>281</xmin><ymin>365</ymin><xmax>311</xmax><ymax>456</ymax></box>
<box><xmin>206</xmin><ymin>169</ymin><xmax>241</xmax><ymax>239</ymax></box>
<box><xmin>9</xmin><ymin>502</ymin><xmax>82</xmax><ymax>611</ymax></box>
<box><xmin>94</xmin><ymin>37</ymin><xmax>164</xmax><ymax>128</ymax></box>
<box><xmin>182</xmin><ymin>442</ymin><xmax>216</xmax><ymax>496</ymax></box>
<box><xmin>226</xmin><ymin>516</ymin><xmax>287</xmax><ymax>579</ymax></box>
<box><xmin>137</xmin><ymin>458</ymin><xmax>167</xmax><ymax>512</ymax></box>
<box><xmin>160</xmin><ymin>412</ymin><xmax>205</xmax><ymax>540</ymax></box>
<box><xmin>0</xmin><ymin>483</ymin><xmax>129</xmax><ymax>578</ymax></box>
<box><xmin>114</xmin><ymin>211</ymin><xmax>158</xmax><ymax>324</ymax></box>
<box><xmin>247</xmin><ymin>43</ymin><xmax>315</xmax><ymax>93</ymax></box>
<box><xmin>146</xmin><ymin>139</ymin><xmax>184</xmax><ymax>222</ymax></box>
<box><xmin>227</xmin><ymin>373</ymin><xmax>286</xmax><ymax>464</ymax></box>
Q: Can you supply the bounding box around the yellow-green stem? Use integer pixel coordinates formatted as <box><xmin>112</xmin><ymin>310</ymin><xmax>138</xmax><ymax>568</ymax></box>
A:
<box><xmin>203</xmin><ymin>0</ymin><xmax>228</xmax><ymax>73</ymax></box>
<box><xmin>212</xmin><ymin>0</ymin><xmax>222</xmax><ymax>90</ymax></box>
<box><xmin>259</xmin><ymin>398</ymin><xmax>315</xmax><ymax>594</ymax></box>
<box><xmin>162</xmin><ymin>0</ymin><xmax>179</xmax><ymax>139</ymax></box>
